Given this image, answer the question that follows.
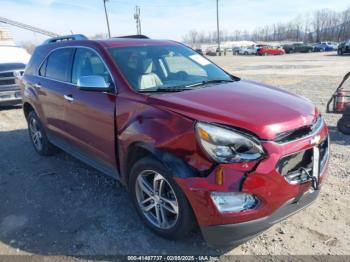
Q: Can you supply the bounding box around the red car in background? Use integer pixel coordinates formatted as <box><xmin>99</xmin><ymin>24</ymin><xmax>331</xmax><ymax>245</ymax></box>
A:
<box><xmin>258</xmin><ymin>46</ymin><xmax>285</xmax><ymax>55</ymax></box>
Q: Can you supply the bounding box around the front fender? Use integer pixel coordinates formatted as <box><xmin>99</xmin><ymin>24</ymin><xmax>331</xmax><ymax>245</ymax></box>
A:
<box><xmin>116</xmin><ymin>99</ymin><xmax>213</xmax><ymax>181</ymax></box>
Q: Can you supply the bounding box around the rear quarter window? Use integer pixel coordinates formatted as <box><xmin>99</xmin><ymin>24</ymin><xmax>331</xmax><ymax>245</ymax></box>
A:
<box><xmin>25</xmin><ymin>47</ymin><xmax>47</xmax><ymax>76</ymax></box>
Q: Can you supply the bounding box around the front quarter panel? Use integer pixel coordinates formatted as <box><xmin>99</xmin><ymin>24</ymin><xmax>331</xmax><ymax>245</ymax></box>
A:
<box><xmin>116</xmin><ymin>95</ymin><xmax>213</xmax><ymax>180</ymax></box>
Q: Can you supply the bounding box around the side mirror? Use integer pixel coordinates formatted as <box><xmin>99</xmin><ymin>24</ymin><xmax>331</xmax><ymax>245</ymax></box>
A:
<box><xmin>77</xmin><ymin>75</ymin><xmax>113</xmax><ymax>92</ymax></box>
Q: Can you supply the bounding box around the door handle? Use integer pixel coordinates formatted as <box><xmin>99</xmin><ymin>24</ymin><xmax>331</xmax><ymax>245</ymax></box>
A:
<box><xmin>64</xmin><ymin>94</ymin><xmax>74</xmax><ymax>102</ymax></box>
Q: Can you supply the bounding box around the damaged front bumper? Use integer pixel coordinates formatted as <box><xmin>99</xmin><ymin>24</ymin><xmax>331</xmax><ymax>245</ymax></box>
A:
<box><xmin>175</xmin><ymin>123</ymin><xmax>329</xmax><ymax>247</ymax></box>
<box><xmin>200</xmin><ymin>189</ymin><xmax>319</xmax><ymax>246</ymax></box>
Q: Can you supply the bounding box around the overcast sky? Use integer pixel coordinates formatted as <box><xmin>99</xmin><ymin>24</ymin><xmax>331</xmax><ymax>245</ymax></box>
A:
<box><xmin>1</xmin><ymin>0</ymin><xmax>349</xmax><ymax>45</ymax></box>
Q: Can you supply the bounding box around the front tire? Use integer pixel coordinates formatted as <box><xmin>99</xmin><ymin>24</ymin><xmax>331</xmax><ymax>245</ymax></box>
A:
<box><xmin>27</xmin><ymin>111</ymin><xmax>55</xmax><ymax>156</ymax></box>
<box><xmin>129</xmin><ymin>157</ymin><xmax>196</xmax><ymax>239</ymax></box>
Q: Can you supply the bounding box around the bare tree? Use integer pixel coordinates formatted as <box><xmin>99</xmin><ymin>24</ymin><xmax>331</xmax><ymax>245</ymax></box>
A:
<box><xmin>182</xmin><ymin>6</ymin><xmax>350</xmax><ymax>45</ymax></box>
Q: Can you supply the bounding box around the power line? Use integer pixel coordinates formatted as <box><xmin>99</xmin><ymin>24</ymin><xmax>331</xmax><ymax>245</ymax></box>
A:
<box><xmin>0</xmin><ymin>16</ymin><xmax>59</xmax><ymax>37</ymax></box>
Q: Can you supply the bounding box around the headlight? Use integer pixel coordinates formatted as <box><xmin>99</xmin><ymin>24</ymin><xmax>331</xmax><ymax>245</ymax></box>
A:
<box><xmin>196</xmin><ymin>122</ymin><xmax>264</xmax><ymax>163</ymax></box>
<box><xmin>210</xmin><ymin>192</ymin><xmax>259</xmax><ymax>213</ymax></box>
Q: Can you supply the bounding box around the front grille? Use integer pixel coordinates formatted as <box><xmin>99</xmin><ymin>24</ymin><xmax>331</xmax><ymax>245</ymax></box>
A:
<box><xmin>0</xmin><ymin>70</ymin><xmax>23</xmax><ymax>90</ymax></box>
<box><xmin>277</xmin><ymin>136</ymin><xmax>329</xmax><ymax>184</ymax></box>
<box><xmin>274</xmin><ymin>116</ymin><xmax>323</xmax><ymax>144</ymax></box>
<box><xmin>0</xmin><ymin>72</ymin><xmax>15</xmax><ymax>78</ymax></box>
<box><xmin>0</xmin><ymin>79</ymin><xmax>16</xmax><ymax>85</ymax></box>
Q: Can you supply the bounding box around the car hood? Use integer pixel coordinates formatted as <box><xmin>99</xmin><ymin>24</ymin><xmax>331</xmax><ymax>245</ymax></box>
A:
<box><xmin>147</xmin><ymin>80</ymin><xmax>318</xmax><ymax>140</ymax></box>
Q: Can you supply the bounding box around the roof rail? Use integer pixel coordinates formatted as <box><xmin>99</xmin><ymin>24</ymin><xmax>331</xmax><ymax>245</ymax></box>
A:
<box><xmin>114</xmin><ymin>35</ymin><xmax>150</xmax><ymax>39</ymax></box>
<box><xmin>43</xmin><ymin>34</ymin><xmax>88</xmax><ymax>44</ymax></box>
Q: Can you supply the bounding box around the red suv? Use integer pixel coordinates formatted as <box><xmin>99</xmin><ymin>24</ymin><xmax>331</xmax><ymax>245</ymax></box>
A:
<box><xmin>21</xmin><ymin>34</ymin><xmax>329</xmax><ymax>247</ymax></box>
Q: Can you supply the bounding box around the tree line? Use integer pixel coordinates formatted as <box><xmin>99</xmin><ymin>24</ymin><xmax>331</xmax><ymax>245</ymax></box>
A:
<box><xmin>183</xmin><ymin>6</ymin><xmax>350</xmax><ymax>46</ymax></box>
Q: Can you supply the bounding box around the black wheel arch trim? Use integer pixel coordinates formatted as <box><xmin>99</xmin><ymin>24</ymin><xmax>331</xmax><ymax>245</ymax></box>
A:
<box><xmin>125</xmin><ymin>142</ymin><xmax>214</xmax><ymax>184</ymax></box>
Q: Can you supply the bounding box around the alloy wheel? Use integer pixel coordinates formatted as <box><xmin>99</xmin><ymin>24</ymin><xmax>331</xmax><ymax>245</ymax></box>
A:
<box><xmin>135</xmin><ymin>170</ymin><xmax>179</xmax><ymax>230</ymax></box>
<box><xmin>29</xmin><ymin>117</ymin><xmax>43</xmax><ymax>151</ymax></box>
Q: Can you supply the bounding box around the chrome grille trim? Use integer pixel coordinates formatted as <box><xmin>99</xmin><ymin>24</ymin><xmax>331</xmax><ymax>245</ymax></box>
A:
<box><xmin>276</xmin><ymin>136</ymin><xmax>329</xmax><ymax>185</ymax></box>
<box><xmin>0</xmin><ymin>70</ymin><xmax>24</xmax><ymax>90</ymax></box>
<box><xmin>271</xmin><ymin>116</ymin><xmax>324</xmax><ymax>145</ymax></box>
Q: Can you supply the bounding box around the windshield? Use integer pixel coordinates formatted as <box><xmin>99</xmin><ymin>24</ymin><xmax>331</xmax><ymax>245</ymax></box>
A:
<box><xmin>108</xmin><ymin>45</ymin><xmax>233</xmax><ymax>92</ymax></box>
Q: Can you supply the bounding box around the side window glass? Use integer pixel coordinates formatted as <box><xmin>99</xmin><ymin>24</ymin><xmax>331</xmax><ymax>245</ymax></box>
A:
<box><xmin>72</xmin><ymin>48</ymin><xmax>111</xmax><ymax>85</ymax></box>
<box><xmin>46</xmin><ymin>48</ymin><xmax>74</xmax><ymax>82</ymax></box>
<box><xmin>39</xmin><ymin>59</ymin><xmax>47</xmax><ymax>76</ymax></box>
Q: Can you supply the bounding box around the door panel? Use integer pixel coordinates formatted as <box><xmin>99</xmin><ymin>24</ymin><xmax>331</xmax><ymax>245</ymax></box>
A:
<box><xmin>64</xmin><ymin>47</ymin><xmax>117</xmax><ymax>168</ymax></box>
<box><xmin>64</xmin><ymin>89</ymin><xmax>117</xmax><ymax>167</ymax></box>
<box><xmin>37</xmin><ymin>77</ymin><xmax>72</xmax><ymax>138</ymax></box>
<box><xmin>36</xmin><ymin>48</ymin><xmax>75</xmax><ymax>139</ymax></box>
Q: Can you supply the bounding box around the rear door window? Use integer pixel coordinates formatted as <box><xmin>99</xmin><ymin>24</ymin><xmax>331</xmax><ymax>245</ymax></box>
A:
<box><xmin>45</xmin><ymin>48</ymin><xmax>74</xmax><ymax>82</ymax></box>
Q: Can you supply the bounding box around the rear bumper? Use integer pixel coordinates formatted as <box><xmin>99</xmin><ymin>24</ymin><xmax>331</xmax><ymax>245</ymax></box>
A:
<box><xmin>201</xmin><ymin>189</ymin><xmax>319</xmax><ymax>247</ymax></box>
<box><xmin>0</xmin><ymin>90</ymin><xmax>22</xmax><ymax>106</ymax></box>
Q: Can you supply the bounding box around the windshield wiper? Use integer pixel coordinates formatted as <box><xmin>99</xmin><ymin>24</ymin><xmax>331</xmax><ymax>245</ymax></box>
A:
<box><xmin>186</xmin><ymin>79</ymin><xmax>234</xmax><ymax>88</ymax></box>
<box><xmin>138</xmin><ymin>87</ymin><xmax>195</xmax><ymax>93</ymax></box>
<box><xmin>138</xmin><ymin>79</ymin><xmax>235</xmax><ymax>93</ymax></box>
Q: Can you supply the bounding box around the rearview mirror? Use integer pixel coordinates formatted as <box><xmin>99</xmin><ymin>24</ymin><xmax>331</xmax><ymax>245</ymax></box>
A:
<box><xmin>77</xmin><ymin>75</ymin><xmax>113</xmax><ymax>92</ymax></box>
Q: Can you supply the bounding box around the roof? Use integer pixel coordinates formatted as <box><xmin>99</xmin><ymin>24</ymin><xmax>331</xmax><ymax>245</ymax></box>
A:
<box><xmin>41</xmin><ymin>34</ymin><xmax>180</xmax><ymax>49</ymax></box>
<box><xmin>95</xmin><ymin>38</ymin><xmax>179</xmax><ymax>48</ymax></box>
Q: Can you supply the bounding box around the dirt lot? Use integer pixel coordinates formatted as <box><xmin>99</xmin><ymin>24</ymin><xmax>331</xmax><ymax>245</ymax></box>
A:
<box><xmin>0</xmin><ymin>52</ymin><xmax>349</xmax><ymax>257</ymax></box>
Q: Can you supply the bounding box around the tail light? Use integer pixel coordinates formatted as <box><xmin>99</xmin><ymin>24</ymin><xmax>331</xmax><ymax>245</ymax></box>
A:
<box><xmin>335</xmin><ymin>89</ymin><xmax>348</xmax><ymax>111</ymax></box>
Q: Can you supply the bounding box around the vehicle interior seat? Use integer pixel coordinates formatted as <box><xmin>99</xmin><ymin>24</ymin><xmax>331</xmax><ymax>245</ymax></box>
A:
<box><xmin>138</xmin><ymin>58</ymin><xmax>163</xmax><ymax>90</ymax></box>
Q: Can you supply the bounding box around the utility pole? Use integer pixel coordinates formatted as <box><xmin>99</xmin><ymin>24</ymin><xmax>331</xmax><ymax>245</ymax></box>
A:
<box><xmin>103</xmin><ymin>0</ymin><xmax>111</xmax><ymax>38</ymax></box>
<box><xmin>216</xmin><ymin>0</ymin><xmax>221</xmax><ymax>56</ymax></box>
<box><xmin>134</xmin><ymin>5</ymin><xmax>141</xmax><ymax>35</ymax></box>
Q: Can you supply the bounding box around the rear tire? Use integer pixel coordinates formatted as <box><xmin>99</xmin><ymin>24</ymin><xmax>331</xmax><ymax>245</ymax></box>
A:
<box><xmin>27</xmin><ymin>111</ymin><xmax>55</xmax><ymax>156</ymax></box>
<box><xmin>129</xmin><ymin>157</ymin><xmax>196</xmax><ymax>240</ymax></box>
<box><xmin>337</xmin><ymin>116</ymin><xmax>350</xmax><ymax>135</ymax></box>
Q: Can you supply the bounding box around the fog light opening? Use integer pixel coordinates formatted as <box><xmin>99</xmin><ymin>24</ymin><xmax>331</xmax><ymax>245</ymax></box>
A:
<box><xmin>210</xmin><ymin>192</ymin><xmax>258</xmax><ymax>213</ymax></box>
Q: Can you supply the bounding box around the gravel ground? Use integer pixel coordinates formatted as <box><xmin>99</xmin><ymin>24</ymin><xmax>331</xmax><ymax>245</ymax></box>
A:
<box><xmin>0</xmin><ymin>52</ymin><xmax>349</xmax><ymax>257</ymax></box>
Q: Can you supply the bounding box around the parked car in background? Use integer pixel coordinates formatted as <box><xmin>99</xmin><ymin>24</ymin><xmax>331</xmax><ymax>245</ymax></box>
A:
<box><xmin>205</xmin><ymin>49</ymin><xmax>216</xmax><ymax>56</ymax></box>
<box><xmin>313</xmin><ymin>42</ymin><xmax>334</xmax><ymax>52</ymax></box>
<box><xmin>328</xmin><ymin>42</ymin><xmax>339</xmax><ymax>50</ymax></box>
<box><xmin>238</xmin><ymin>45</ymin><xmax>259</xmax><ymax>55</ymax></box>
<box><xmin>338</xmin><ymin>40</ymin><xmax>350</xmax><ymax>55</ymax></box>
<box><xmin>257</xmin><ymin>46</ymin><xmax>285</xmax><ymax>55</ymax></box>
<box><xmin>195</xmin><ymin>48</ymin><xmax>203</xmax><ymax>55</ymax></box>
<box><xmin>283</xmin><ymin>43</ymin><xmax>313</xmax><ymax>53</ymax></box>
<box><xmin>21</xmin><ymin>34</ymin><xmax>329</xmax><ymax>247</ymax></box>
<box><xmin>0</xmin><ymin>45</ymin><xmax>31</xmax><ymax>106</ymax></box>
<box><xmin>232</xmin><ymin>46</ymin><xmax>240</xmax><ymax>55</ymax></box>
